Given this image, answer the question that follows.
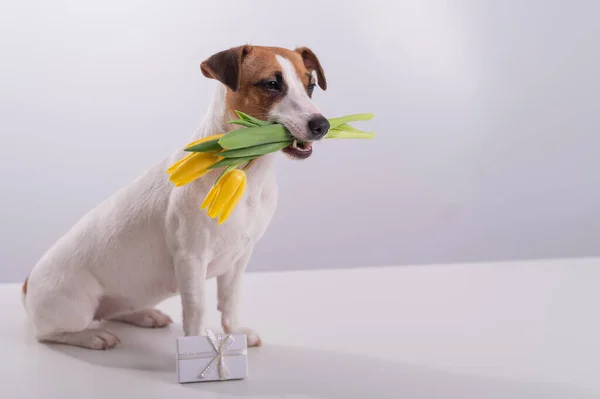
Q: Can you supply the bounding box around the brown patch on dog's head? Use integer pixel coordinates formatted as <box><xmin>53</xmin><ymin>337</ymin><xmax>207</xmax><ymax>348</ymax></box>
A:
<box><xmin>200</xmin><ymin>45</ymin><xmax>326</xmax><ymax>120</ymax></box>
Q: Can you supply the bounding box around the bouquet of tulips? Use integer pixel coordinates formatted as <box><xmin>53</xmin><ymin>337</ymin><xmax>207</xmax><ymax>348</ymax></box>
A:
<box><xmin>167</xmin><ymin>111</ymin><xmax>375</xmax><ymax>224</ymax></box>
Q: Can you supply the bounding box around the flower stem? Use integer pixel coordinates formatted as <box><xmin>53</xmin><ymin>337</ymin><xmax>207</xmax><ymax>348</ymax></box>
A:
<box><xmin>243</xmin><ymin>159</ymin><xmax>257</xmax><ymax>171</ymax></box>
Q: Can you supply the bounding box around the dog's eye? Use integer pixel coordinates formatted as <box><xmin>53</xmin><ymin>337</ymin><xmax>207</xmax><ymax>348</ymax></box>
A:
<box><xmin>307</xmin><ymin>83</ymin><xmax>316</xmax><ymax>95</ymax></box>
<box><xmin>263</xmin><ymin>80</ymin><xmax>281</xmax><ymax>92</ymax></box>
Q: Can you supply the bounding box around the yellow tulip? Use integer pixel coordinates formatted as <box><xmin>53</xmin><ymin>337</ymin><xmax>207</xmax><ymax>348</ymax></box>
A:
<box><xmin>201</xmin><ymin>169</ymin><xmax>247</xmax><ymax>224</ymax></box>
<box><xmin>166</xmin><ymin>134</ymin><xmax>224</xmax><ymax>186</ymax></box>
<box><xmin>166</xmin><ymin>134</ymin><xmax>223</xmax><ymax>175</ymax></box>
<box><xmin>168</xmin><ymin>152</ymin><xmax>221</xmax><ymax>186</ymax></box>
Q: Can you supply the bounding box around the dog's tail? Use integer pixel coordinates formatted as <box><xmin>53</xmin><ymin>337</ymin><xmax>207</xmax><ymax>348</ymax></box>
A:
<box><xmin>21</xmin><ymin>276</ymin><xmax>28</xmax><ymax>308</ymax></box>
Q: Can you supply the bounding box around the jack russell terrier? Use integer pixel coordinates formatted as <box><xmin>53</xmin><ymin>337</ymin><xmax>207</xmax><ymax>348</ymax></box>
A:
<box><xmin>22</xmin><ymin>45</ymin><xmax>329</xmax><ymax>350</ymax></box>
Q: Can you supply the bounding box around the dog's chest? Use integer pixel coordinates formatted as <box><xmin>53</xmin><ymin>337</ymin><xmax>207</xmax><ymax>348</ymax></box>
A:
<box><xmin>221</xmin><ymin>176</ymin><xmax>277</xmax><ymax>242</ymax></box>
<box><xmin>197</xmin><ymin>169</ymin><xmax>277</xmax><ymax>262</ymax></box>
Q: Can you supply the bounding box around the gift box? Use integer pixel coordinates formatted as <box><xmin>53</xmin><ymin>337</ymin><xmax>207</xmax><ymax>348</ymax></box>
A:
<box><xmin>176</xmin><ymin>329</ymin><xmax>248</xmax><ymax>383</ymax></box>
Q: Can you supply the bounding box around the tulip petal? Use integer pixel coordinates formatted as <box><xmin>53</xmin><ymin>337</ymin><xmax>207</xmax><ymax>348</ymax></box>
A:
<box><xmin>206</xmin><ymin>172</ymin><xmax>233</xmax><ymax>218</ymax></box>
<box><xmin>167</xmin><ymin>134</ymin><xmax>224</xmax><ymax>174</ymax></box>
<box><xmin>169</xmin><ymin>152</ymin><xmax>203</xmax><ymax>179</ymax></box>
<box><xmin>168</xmin><ymin>152</ymin><xmax>218</xmax><ymax>185</ymax></box>
<box><xmin>172</xmin><ymin>167</ymin><xmax>212</xmax><ymax>186</ymax></box>
<box><xmin>208</xmin><ymin>170</ymin><xmax>245</xmax><ymax>218</ymax></box>
<box><xmin>167</xmin><ymin>152</ymin><xmax>195</xmax><ymax>175</ymax></box>
<box><xmin>201</xmin><ymin>184</ymin><xmax>219</xmax><ymax>210</ymax></box>
<box><xmin>218</xmin><ymin>177</ymin><xmax>246</xmax><ymax>224</ymax></box>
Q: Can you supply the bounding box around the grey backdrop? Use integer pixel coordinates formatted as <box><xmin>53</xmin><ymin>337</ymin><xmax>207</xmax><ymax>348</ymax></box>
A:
<box><xmin>1</xmin><ymin>0</ymin><xmax>599</xmax><ymax>282</ymax></box>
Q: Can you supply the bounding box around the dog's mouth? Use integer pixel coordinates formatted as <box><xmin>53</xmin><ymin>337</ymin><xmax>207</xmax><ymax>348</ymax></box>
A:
<box><xmin>282</xmin><ymin>139</ymin><xmax>313</xmax><ymax>159</ymax></box>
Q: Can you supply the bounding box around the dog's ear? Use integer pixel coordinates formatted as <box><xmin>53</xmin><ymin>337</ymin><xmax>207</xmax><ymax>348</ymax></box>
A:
<box><xmin>201</xmin><ymin>45</ymin><xmax>251</xmax><ymax>92</ymax></box>
<box><xmin>295</xmin><ymin>47</ymin><xmax>327</xmax><ymax>90</ymax></box>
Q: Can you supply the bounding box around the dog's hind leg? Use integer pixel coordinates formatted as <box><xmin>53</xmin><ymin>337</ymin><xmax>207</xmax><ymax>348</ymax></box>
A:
<box><xmin>27</xmin><ymin>273</ymin><xmax>121</xmax><ymax>350</ymax></box>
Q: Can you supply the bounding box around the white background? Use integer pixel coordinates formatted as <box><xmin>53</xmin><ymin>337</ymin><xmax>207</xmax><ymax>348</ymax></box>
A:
<box><xmin>1</xmin><ymin>0</ymin><xmax>599</xmax><ymax>281</ymax></box>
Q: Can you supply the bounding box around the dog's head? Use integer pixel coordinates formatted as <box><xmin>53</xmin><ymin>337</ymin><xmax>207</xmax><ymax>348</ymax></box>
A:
<box><xmin>200</xmin><ymin>45</ymin><xmax>328</xmax><ymax>160</ymax></box>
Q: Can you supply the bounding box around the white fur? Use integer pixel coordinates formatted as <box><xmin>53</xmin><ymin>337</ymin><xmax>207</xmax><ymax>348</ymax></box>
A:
<box><xmin>269</xmin><ymin>55</ymin><xmax>321</xmax><ymax>141</ymax></box>
<box><xmin>25</xmin><ymin>84</ymin><xmax>276</xmax><ymax>349</ymax></box>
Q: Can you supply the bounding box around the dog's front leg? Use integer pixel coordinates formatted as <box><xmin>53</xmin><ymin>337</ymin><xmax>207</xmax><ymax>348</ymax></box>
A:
<box><xmin>174</xmin><ymin>253</ymin><xmax>208</xmax><ymax>336</ymax></box>
<box><xmin>217</xmin><ymin>248</ymin><xmax>261</xmax><ymax>347</ymax></box>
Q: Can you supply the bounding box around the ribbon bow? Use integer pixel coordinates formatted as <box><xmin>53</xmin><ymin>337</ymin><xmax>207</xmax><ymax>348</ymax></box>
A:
<box><xmin>199</xmin><ymin>329</ymin><xmax>246</xmax><ymax>380</ymax></box>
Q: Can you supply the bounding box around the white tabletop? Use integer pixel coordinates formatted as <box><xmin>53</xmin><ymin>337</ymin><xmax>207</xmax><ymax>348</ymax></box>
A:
<box><xmin>2</xmin><ymin>258</ymin><xmax>600</xmax><ymax>399</ymax></box>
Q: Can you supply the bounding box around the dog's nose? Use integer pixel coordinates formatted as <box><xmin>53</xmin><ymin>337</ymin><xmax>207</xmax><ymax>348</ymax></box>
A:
<box><xmin>308</xmin><ymin>115</ymin><xmax>330</xmax><ymax>140</ymax></box>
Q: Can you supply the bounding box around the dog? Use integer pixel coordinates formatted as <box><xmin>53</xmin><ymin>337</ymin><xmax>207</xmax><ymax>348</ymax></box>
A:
<box><xmin>22</xmin><ymin>45</ymin><xmax>328</xmax><ymax>350</ymax></box>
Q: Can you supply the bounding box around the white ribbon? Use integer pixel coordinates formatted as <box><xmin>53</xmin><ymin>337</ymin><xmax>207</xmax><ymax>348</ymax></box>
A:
<box><xmin>177</xmin><ymin>329</ymin><xmax>247</xmax><ymax>381</ymax></box>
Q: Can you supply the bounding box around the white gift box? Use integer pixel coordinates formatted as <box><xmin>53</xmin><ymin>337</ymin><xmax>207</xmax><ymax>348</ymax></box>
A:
<box><xmin>176</xmin><ymin>330</ymin><xmax>248</xmax><ymax>383</ymax></box>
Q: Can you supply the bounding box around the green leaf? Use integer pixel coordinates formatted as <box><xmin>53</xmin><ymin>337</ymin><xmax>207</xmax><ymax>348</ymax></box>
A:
<box><xmin>218</xmin><ymin>124</ymin><xmax>291</xmax><ymax>149</ymax></box>
<box><xmin>327</xmin><ymin>113</ymin><xmax>374</xmax><ymax>129</ymax></box>
<box><xmin>325</xmin><ymin>123</ymin><xmax>376</xmax><ymax>139</ymax></box>
<box><xmin>325</xmin><ymin>130</ymin><xmax>376</xmax><ymax>139</ymax></box>
<box><xmin>219</xmin><ymin>141</ymin><xmax>292</xmax><ymax>158</ymax></box>
<box><xmin>216</xmin><ymin>112</ymin><xmax>374</xmax><ymax>152</ymax></box>
<box><xmin>331</xmin><ymin>123</ymin><xmax>363</xmax><ymax>133</ymax></box>
<box><xmin>228</xmin><ymin>119</ymin><xmax>258</xmax><ymax>128</ymax></box>
<box><xmin>209</xmin><ymin>155</ymin><xmax>259</xmax><ymax>170</ymax></box>
<box><xmin>185</xmin><ymin>139</ymin><xmax>222</xmax><ymax>152</ymax></box>
<box><xmin>235</xmin><ymin>110</ymin><xmax>274</xmax><ymax>126</ymax></box>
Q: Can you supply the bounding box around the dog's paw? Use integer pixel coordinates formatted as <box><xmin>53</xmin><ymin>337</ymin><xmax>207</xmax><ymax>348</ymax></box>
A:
<box><xmin>40</xmin><ymin>328</ymin><xmax>121</xmax><ymax>350</ymax></box>
<box><xmin>112</xmin><ymin>309</ymin><xmax>173</xmax><ymax>328</ymax></box>
<box><xmin>225</xmin><ymin>327</ymin><xmax>262</xmax><ymax>347</ymax></box>
<box><xmin>84</xmin><ymin>329</ymin><xmax>121</xmax><ymax>350</ymax></box>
